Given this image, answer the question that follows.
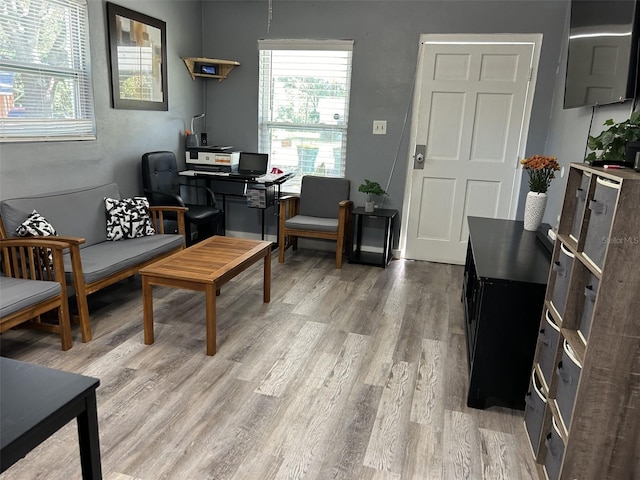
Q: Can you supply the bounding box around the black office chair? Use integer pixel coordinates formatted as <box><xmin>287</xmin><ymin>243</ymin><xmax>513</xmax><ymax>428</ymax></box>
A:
<box><xmin>141</xmin><ymin>151</ymin><xmax>224</xmax><ymax>246</ymax></box>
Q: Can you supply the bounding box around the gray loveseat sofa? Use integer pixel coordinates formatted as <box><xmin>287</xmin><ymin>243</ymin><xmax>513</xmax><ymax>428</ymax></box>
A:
<box><xmin>0</xmin><ymin>183</ymin><xmax>187</xmax><ymax>342</ymax></box>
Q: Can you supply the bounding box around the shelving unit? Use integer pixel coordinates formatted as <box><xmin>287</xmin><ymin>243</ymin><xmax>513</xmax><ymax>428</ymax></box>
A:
<box><xmin>524</xmin><ymin>163</ymin><xmax>640</xmax><ymax>480</ymax></box>
<box><xmin>181</xmin><ymin>57</ymin><xmax>240</xmax><ymax>82</ymax></box>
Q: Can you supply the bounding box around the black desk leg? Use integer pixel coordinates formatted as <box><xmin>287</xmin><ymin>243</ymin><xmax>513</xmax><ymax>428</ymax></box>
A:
<box><xmin>76</xmin><ymin>393</ymin><xmax>102</xmax><ymax>480</ymax></box>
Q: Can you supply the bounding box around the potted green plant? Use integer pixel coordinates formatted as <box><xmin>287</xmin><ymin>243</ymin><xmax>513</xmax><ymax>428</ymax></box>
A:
<box><xmin>358</xmin><ymin>179</ymin><xmax>387</xmax><ymax>212</ymax></box>
<box><xmin>585</xmin><ymin>110</ymin><xmax>640</xmax><ymax>164</ymax></box>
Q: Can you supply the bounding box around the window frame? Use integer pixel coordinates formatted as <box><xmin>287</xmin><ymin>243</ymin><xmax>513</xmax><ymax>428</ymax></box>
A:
<box><xmin>258</xmin><ymin>39</ymin><xmax>354</xmax><ymax>191</ymax></box>
<box><xmin>0</xmin><ymin>0</ymin><xmax>96</xmax><ymax>143</ymax></box>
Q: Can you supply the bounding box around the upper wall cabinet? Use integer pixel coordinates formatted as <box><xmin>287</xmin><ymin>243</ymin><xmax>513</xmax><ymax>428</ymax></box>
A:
<box><xmin>181</xmin><ymin>57</ymin><xmax>240</xmax><ymax>82</ymax></box>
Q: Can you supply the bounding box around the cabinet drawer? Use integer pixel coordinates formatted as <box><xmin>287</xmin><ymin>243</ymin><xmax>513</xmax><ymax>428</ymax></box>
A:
<box><xmin>555</xmin><ymin>339</ymin><xmax>583</xmax><ymax>432</ymax></box>
<box><xmin>551</xmin><ymin>243</ymin><xmax>574</xmax><ymax>319</ymax></box>
<box><xmin>578</xmin><ymin>273</ymin><xmax>599</xmax><ymax>344</ymax></box>
<box><xmin>538</xmin><ymin>309</ymin><xmax>561</xmax><ymax>390</ymax></box>
<box><xmin>524</xmin><ymin>369</ymin><xmax>547</xmax><ymax>457</ymax></box>
<box><xmin>570</xmin><ymin>172</ymin><xmax>591</xmax><ymax>242</ymax></box>
<box><xmin>583</xmin><ymin>176</ymin><xmax>620</xmax><ymax>271</ymax></box>
<box><xmin>543</xmin><ymin>415</ymin><xmax>566</xmax><ymax>480</ymax></box>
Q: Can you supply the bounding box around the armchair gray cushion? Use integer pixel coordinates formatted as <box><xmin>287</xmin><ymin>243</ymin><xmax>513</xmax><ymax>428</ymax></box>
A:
<box><xmin>0</xmin><ymin>276</ymin><xmax>61</xmax><ymax>319</ymax></box>
<box><xmin>299</xmin><ymin>176</ymin><xmax>350</xmax><ymax>218</ymax></box>
<box><xmin>284</xmin><ymin>215</ymin><xmax>339</xmax><ymax>233</ymax></box>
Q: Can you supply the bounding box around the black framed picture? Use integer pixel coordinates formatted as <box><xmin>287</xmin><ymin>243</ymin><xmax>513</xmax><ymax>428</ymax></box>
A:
<box><xmin>106</xmin><ymin>2</ymin><xmax>168</xmax><ymax>111</ymax></box>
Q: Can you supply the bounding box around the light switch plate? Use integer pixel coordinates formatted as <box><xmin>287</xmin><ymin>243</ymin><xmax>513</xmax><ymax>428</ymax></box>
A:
<box><xmin>373</xmin><ymin>120</ymin><xmax>387</xmax><ymax>135</ymax></box>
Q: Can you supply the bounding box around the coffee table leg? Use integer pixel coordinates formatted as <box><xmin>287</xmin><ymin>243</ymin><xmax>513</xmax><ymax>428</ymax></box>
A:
<box><xmin>205</xmin><ymin>283</ymin><xmax>217</xmax><ymax>356</ymax></box>
<box><xmin>264</xmin><ymin>249</ymin><xmax>271</xmax><ymax>303</ymax></box>
<box><xmin>142</xmin><ymin>276</ymin><xmax>154</xmax><ymax>345</ymax></box>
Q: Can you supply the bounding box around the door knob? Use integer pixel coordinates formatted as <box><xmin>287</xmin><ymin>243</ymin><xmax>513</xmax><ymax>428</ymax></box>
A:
<box><xmin>413</xmin><ymin>144</ymin><xmax>426</xmax><ymax>169</ymax></box>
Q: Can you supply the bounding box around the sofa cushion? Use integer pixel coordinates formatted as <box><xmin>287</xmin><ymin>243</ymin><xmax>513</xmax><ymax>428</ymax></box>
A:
<box><xmin>16</xmin><ymin>210</ymin><xmax>57</xmax><ymax>237</ymax></box>
<box><xmin>64</xmin><ymin>233</ymin><xmax>183</xmax><ymax>284</ymax></box>
<box><xmin>105</xmin><ymin>197</ymin><xmax>155</xmax><ymax>241</ymax></box>
<box><xmin>1</xmin><ymin>183</ymin><xmax>120</xmax><ymax>248</ymax></box>
<box><xmin>0</xmin><ymin>276</ymin><xmax>61</xmax><ymax>319</ymax></box>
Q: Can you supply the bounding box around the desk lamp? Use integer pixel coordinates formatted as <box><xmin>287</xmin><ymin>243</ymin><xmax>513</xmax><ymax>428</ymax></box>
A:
<box><xmin>186</xmin><ymin>113</ymin><xmax>205</xmax><ymax>147</ymax></box>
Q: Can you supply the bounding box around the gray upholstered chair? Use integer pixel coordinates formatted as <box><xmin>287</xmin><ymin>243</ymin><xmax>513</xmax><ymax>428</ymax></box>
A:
<box><xmin>278</xmin><ymin>176</ymin><xmax>353</xmax><ymax>268</ymax></box>
<box><xmin>0</xmin><ymin>238</ymin><xmax>72</xmax><ymax>350</ymax></box>
<box><xmin>142</xmin><ymin>151</ymin><xmax>223</xmax><ymax>245</ymax></box>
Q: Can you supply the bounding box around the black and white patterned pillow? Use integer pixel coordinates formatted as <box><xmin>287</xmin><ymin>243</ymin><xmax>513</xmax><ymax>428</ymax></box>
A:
<box><xmin>16</xmin><ymin>210</ymin><xmax>57</xmax><ymax>269</ymax></box>
<box><xmin>105</xmin><ymin>197</ymin><xmax>155</xmax><ymax>241</ymax></box>
<box><xmin>16</xmin><ymin>210</ymin><xmax>57</xmax><ymax>237</ymax></box>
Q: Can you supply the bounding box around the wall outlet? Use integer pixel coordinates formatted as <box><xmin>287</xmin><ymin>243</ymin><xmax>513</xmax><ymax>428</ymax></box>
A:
<box><xmin>373</xmin><ymin>120</ymin><xmax>387</xmax><ymax>135</ymax></box>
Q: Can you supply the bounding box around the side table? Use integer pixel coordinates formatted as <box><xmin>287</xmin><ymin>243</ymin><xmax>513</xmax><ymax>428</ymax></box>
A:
<box><xmin>0</xmin><ymin>357</ymin><xmax>102</xmax><ymax>479</ymax></box>
<box><xmin>349</xmin><ymin>207</ymin><xmax>398</xmax><ymax>267</ymax></box>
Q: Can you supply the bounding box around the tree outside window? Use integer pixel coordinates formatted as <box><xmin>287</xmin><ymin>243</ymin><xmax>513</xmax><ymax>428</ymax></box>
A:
<box><xmin>0</xmin><ymin>0</ymin><xmax>95</xmax><ymax>141</ymax></box>
<box><xmin>258</xmin><ymin>41</ymin><xmax>353</xmax><ymax>192</ymax></box>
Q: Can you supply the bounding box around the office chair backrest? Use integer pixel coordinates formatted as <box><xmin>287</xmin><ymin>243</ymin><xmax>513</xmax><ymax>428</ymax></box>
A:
<box><xmin>299</xmin><ymin>176</ymin><xmax>350</xmax><ymax>218</ymax></box>
<box><xmin>141</xmin><ymin>151</ymin><xmax>181</xmax><ymax>196</ymax></box>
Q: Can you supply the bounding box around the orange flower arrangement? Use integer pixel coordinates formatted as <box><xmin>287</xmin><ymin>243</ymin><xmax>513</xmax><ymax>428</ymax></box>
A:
<box><xmin>520</xmin><ymin>154</ymin><xmax>560</xmax><ymax>193</ymax></box>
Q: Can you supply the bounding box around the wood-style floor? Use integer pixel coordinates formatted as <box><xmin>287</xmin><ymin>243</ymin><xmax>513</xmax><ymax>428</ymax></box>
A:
<box><xmin>0</xmin><ymin>248</ymin><xmax>538</xmax><ymax>480</ymax></box>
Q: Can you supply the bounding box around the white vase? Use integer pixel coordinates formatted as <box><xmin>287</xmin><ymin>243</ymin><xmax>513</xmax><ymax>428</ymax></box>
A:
<box><xmin>524</xmin><ymin>191</ymin><xmax>547</xmax><ymax>231</ymax></box>
<box><xmin>364</xmin><ymin>201</ymin><xmax>375</xmax><ymax>213</ymax></box>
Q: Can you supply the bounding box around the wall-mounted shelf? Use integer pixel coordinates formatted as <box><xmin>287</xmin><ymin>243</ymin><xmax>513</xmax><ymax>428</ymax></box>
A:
<box><xmin>181</xmin><ymin>57</ymin><xmax>240</xmax><ymax>82</ymax></box>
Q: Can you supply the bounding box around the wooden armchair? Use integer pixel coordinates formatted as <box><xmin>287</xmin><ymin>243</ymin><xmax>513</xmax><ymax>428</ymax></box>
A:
<box><xmin>278</xmin><ymin>176</ymin><xmax>353</xmax><ymax>268</ymax></box>
<box><xmin>0</xmin><ymin>238</ymin><xmax>73</xmax><ymax>350</ymax></box>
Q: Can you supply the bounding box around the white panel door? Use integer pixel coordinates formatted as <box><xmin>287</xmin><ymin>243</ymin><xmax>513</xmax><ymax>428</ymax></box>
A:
<box><xmin>402</xmin><ymin>35</ymin><xmax>539</xmax><ymax>264</ymax></box>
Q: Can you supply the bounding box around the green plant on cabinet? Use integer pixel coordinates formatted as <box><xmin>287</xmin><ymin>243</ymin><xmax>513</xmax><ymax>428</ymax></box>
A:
<box><xmin>585</xmin><ymin>110</ymin><xmax>640</xmax><ymax>162</ymax></box>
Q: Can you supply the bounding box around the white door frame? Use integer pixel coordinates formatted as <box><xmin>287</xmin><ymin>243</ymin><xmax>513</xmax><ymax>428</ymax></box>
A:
<box><xmin>398</xmin><ymin>33</ymin><xmax>542</xmax><ymax>259</ymax></box>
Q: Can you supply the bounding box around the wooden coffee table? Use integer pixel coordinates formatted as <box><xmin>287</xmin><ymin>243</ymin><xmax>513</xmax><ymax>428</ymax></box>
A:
<box><xmin>140</xmin><ymin>236</ymin><xmax>272</xmax><ymax>355</ymax></box>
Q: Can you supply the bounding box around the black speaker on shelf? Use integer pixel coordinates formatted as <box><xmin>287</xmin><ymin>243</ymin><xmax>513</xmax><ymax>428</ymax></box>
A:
<box><xmin>200</xmin><ymin>132</ymin><xmax>208</xmax><ymax>146</ymax></box>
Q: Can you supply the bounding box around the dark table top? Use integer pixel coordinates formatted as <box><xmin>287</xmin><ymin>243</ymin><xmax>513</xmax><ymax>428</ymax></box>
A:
<box><xmin>0</xmin><ymin>357</ymin><xmax>100</xmax><ymax>452</ymax></box>
<box><xmin>352</xmin><ymin>207</ymin><xmax>398</xmax><ymax>218</ymax></box>
<box><xmin>467</xmin><ymin>216</ymin><xmax>552</xmax><ymax>285</ymax></box>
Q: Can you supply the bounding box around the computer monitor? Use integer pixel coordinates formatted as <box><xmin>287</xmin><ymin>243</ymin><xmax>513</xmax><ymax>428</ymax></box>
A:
<box><xmin>238</xmin><ymin>152</ymin><xmax>269</xmax><ymax>176</ymax></box>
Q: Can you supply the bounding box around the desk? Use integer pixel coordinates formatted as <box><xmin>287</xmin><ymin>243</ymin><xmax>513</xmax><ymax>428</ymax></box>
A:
<box><xmin>462</xmin><ymin>217</ymin><xmax>551</xmax><ymax>410</ymax></box>
<box><xmin>0</xmin><ymin>357</ymin><xmax>102</xmax><ymax>479</ymax></box>
<box><xmin>179</xmin><ymin>170</ymin><xmax>294</xmax><ymax>240</ymax></box>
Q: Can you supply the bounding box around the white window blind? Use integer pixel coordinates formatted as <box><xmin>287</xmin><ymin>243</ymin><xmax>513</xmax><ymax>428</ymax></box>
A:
<box><xmin>258</xmin><ymin>39</ymin><xmax>353</xmax><ymax>191</ymax></box>
<box><xmin>0</xmin><ymin>0</ymin><xmax>96</xmax><ymax>142</ymax></box>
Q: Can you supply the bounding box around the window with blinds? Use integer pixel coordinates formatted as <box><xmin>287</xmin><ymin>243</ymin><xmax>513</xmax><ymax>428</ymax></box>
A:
<box><xmin>258</xmin><ymin>40</ymin><xmax>353</xmax><ymax>191</ymax></box>
<box><xmin>0</xmin><ymin>0</ymin><xmax>96</xmax><ymax>142</ymax></box>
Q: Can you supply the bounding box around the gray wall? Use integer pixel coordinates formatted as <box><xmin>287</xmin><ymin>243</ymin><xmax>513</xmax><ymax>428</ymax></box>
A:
<box><xmin>0</xmin><ymin>0</ymin><xmax>205</xmax><ymax>200</ymax></box>
<box><xmin>5</xmin><ymin>0</ymin><xmax>626</xmax><ymax>248</ymax></box>
<box><xmin>201</xmin><ymin>0</ymin><xmax>568</xmax><ymax>238</ymax></box>
<box><xmin>540</xmin><ymin>5</ymin><xmax>637</xmax><ymax>229</ymax></box>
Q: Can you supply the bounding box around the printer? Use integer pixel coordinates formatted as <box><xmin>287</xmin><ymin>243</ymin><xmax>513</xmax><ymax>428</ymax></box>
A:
<box><xmin>185</xmin><ymin>147</ymin><xmax>240</xmax><ymax>172</ymax></box>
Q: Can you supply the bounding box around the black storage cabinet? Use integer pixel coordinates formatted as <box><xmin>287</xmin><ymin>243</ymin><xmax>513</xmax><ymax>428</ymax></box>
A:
<box><xmin>462</xmin><ymin>217</ymin><xmax>551</xmax><ymax>410</ymax></box>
